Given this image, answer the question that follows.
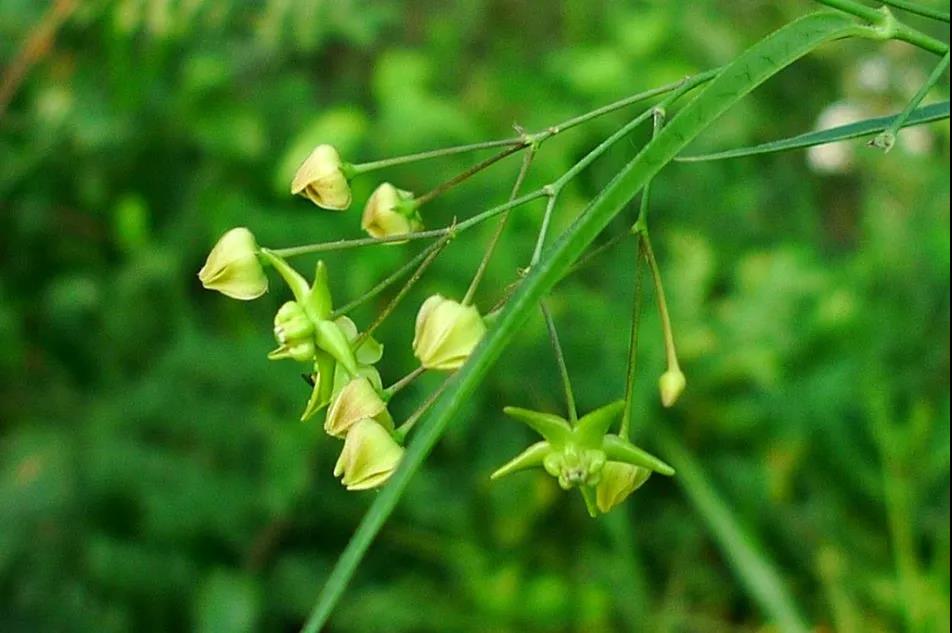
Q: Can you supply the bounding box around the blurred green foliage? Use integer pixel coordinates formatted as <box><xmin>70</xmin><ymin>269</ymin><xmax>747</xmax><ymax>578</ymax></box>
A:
<box><xmin>1</xmin><ymin>1</ymin><xmax>949</xmax><ymax>632</ymax></box>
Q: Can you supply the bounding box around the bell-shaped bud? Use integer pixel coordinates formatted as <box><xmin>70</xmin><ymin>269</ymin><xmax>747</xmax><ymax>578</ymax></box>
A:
<box><xmin>291</xmin><ymin>144</ymin><xmax>352</xmax><ymax>210</ymax></box>
<box><xmin>361</xmin><ymin>182</ymin><xmax>422</xmax><ymax>241</ymax></box>
<box><xmin>412</xmin><ymin>295</ymin><xmax>486</xmax><ymax>371</ymax></box>
<box><xmin>595</xmin><ymin>462</ymin><xmax>651</xmax><ymax>513</ymax></box>
<box><xmin>198</xmin><ymin>227</ymin><xmax>268</xmax><ymax>300</ymax></box>
<box><xmin>325</xmin><ymin>376</ymin><xmax>393</xmax><ymax>438</ymax></box>
<box><xmin>333</xmin><ymin>418</ymin><xmax>404</xmax><ymax>491</ymax></box>
<box><xmin>658</xmin><ymin>368</ymin><xmax>686</xmax><ymax>407</ymax></box>
<box><xmin>268</xmin><ymin>301</ymin><xmax>316</xmax><ymax>362</ymax></box>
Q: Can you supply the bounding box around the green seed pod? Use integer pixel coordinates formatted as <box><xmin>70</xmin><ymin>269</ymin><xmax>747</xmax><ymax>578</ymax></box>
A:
<box><xmin>595</xmin><ymin>462</ymin><xmax>651</xmax><ymax>514</ymax></box>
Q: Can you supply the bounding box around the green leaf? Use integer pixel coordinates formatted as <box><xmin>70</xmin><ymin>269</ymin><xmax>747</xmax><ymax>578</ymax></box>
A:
<box><xmin>656</xmin><ymin>429</ymin><xmax>809</xmax><ymax>633</ymax></box>
<box><xmin>677</xmin><ymin>101</ymin><xmax>950</xmax><ymax>162</ymax></box>
<box><xmin>299</xmin><ymin>12</ymin><xmax>865</xmax><ymax>632</ymax></box>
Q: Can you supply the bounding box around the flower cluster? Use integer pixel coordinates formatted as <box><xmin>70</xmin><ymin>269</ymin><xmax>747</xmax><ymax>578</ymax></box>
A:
<box><xmin>198</xmin><ymin>139</ymin><xmax>686</xmax><ymax>516</ymax></box>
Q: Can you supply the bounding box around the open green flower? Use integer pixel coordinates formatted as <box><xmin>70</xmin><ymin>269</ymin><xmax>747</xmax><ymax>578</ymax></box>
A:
<box><xmin>291</xmin><ymin>144</ymin><xmax>353</xmax><ymax>210</ymax></box>
<box><xmin>361</xmin><ymin>182</ymin><xmax>423</xmax><ymax>241</ymax></box>
<box><xmin>412</xmin><ymin>295</ymin><xmax>486</xmax><ymax>370</ymax></box>
<box><xmin>198</xmin><ymin>227</ymin><xmax>268</xmax><ymax>300</ymax></box>
<box><xmin>491</xmin><ymin>400</ymin><xmax>674</xmax><ymax>517</ymax></box>
<box><xmin>334</xmin><ymin>418</ymin><xmax>404</xmax><ymax>491</ymax></box>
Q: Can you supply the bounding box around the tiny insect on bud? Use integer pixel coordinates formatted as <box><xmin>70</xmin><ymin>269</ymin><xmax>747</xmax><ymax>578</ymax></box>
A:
<box><xmin>291</xmin><ymin>144</ymin><xmax>353</xmax><ymax>210</ymax></box>
<box><xmin>658</xmin><ymin>368</ymin><xmax>686</xmax><ymax>407</ymax></box>
<box><xmin>198</xmin><ymin>227</ymin><xmax>268</xmax><ymax>300</ymax></box>
<box><xmin>412</xmin><ymin>295</ymin><xmax>486</xmax><ymax>371</ymax></box>
<box><xmin>361</xmin><ymin>182</ymin><xmax>423</xmax><ymax>241</ymax></box>
<box><xmin>333</xmin><ymin>418</ymin><xmax>404</xmax><ymax>491</ymax></box>
<box><xmin>325</xmin><ymin>376</ymin><xmax>393</xmax><ymax>438</ymax></box>
<box><xmin>595</xmin><ymin>462</ymin><xmax>651</xmax><ymax>513</ymax></box>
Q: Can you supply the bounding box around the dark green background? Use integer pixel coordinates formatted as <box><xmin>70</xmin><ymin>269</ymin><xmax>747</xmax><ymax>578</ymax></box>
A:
<box><xmin>1</xmin><ymin>1</ymin><xmax>949</xmax><ymax>631</ymax></box>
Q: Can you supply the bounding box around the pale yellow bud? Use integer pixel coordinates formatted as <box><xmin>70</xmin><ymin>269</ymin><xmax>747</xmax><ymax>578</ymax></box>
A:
<box><xmin>291</xmin><ymin>144</ymin><xmax>352</xmax><ymax>210</ymax></box>
<box><xmin>333</xmin><ymin>419</ymin><xmax>404</xmax><ymax>491</ymax></box>
<box><xmin>659</xmin><ymin>368</ymin><xmax>686</xmax><ymax>407</ymax></box>
<box><xmin>412</xmin><ymin>295</ymin><xmax>486</xmax><ymax>371</ymax></box>
<box><xmin>361</xmin><ymin>182</ymin><xmax>422</xmax><ymax>241</ymax></box>
<box><xmin>324</xmin><ymin>376</ymin><xmax>393</xmax><ymax>438</ymax></box>
<box><xmin>595</xmin><ymin>462</ymin><xmax>651</xmax><ymax>513</ymax></box>
<box><xmin>198</xmin><ymin>227</ymin><xmax>268</xmax><ymax>300</ymax></box>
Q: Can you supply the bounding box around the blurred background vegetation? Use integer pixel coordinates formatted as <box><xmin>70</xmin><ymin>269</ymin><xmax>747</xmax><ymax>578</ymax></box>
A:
<box><xmin>1</xmin><ymin>1</ymin><xmax>949</xmax><ymax>632</ymax></box>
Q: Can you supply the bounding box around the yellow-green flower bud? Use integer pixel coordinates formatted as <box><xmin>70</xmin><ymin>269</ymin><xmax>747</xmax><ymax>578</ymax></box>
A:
<box><xmin>361</xmin><ymin>182</ymin><xmax>422</xmax><ymax>241</ymax></box>
<box><xmin>291</xmin><ymin>144</ymin><xmax>352</xmax><ymax>210</ymax></box>
<box><xmin>325</xmin><ymin>376</ymin><xmax>393</xmax><ymax>438</ymax></box>
<box><xmin>333</xmin><ymin>418</ymin><xmax>404</xmax><ymax>491</ymax></box>
<box><xmin>412</xmin><ymin>295</ymin><xmax>486</xmax><ymax>371</ymax></box>
<box><xmin>269</xmin><ymin>301</ymin><xmax>316</xmax><ymax>362</ymax></box>
<box><xmin>595</xmin><ymin>462</ymin><xmax>651</xmax><ymax>513</ymax></box>
<box><xmin>658</xmin><ymin>368</ymin><xmax>686</xmax><ymax>408</ymax></box>
<box><xmin>198</xmin><ymin>227</ymin><xmax>268</xmax><ymax>300</ymax></box>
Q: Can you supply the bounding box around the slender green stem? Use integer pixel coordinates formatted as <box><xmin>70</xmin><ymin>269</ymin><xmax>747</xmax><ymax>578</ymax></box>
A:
<box><xmin>529</xmin><ymin>192</ymin><xmax>559</xmax><ymax>266</ymax></box>
<box><xmin>414</xmin><ymin>144</ymin><xmax>525</xmax><ymax>208</ymax></box>
<box><xmin>332</xmin><ymin>239</ymin><xmax>446</xmax><ymax>319</ymax></box>
<box><xmin>874</xmin><ymin>50</ymin><xmax>950</xmax><ymax>150</ymax></box>
<box><xmin>640</xmin><ymin>231</ymin><xmax>680</xmax><ymax>371</ymax></box>
<box><xmin>383</xmin><ymin>366</ymin><xmax>427</xmax><ymax>399</ymax></box>
<box><xmin>632</xmin><ymin>108</ymin><xmax>666</xmax><ymax>233</ymax></box>
<box><xmin>463</xmin><ymin>144</ymin><xmax>537</xmax><ymax>305</ymax></box>
<box><xmin>353</xmin><ymin>232</ymin><xmax>452</xmax><ymax>348</ymax></box>
<box><xmin>620</xmin><ymin>240</ymin><xmax>644</xmax><ymax>439</ymax></box>
<box><xmin>393</xmin><ymin>376</ymin><xmax>453</xmax><ymax>442</ymax></box>
<box><xmin>540</xmin><ymin>301</ymin><xmax>577</xmax><ymax>424</ymax></box>
<box><xmin>816</xmin><ymin>0</ymin><xmax>950</xmax><ymax>54</ymax></box>
<box><xmin>269</xmin><ymin>189</ymin><xmax>547</xmax><ymax>258</ymax></box>
<box><xmin>881</xmin><ymin>0</ymin><xmax>950</xmax><ymax>22</ymax></box>
<box><xmin>350</xmin><ymin>138</ymin><xmax>523</xmax><ymax>174</ymax></box>
<box><xmin>531</xmin><ymin>69</ymin><xmax>723</xmax><ymax>143</ymax></box>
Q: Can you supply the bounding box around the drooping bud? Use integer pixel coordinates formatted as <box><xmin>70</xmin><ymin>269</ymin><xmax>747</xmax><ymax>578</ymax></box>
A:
<box><xmin>595</xmin><ymin>462</ymin><xmax>651</xmax><ymax>513</ymax></box>
<box><xmin>412</xmin><ymin>295</ymin><xmax>486</xmax><ymax>370</ymax></box>
<box><xmin>291</xmin><ymin>144</ymin><xmax>352</xmax><ymax>210</ymax></box>
<box><xmin>361</xmin><ymin>182</ymin><xmax>422</xmax><ymax>241</ymax></box>
<box><xmin>325</xmin><ymin>376</ymin><xmax>393</xmax><ymax>438</ymax></box>
<box><xmin>333</xmin><ymin>419</ymin><xmax>404</xmax><ymax>491</ymax></box>
<box><xmin>198</xmin><ymin>227</ymin><xmax>268</xmax><ymax>300</ymax></box>
<box><xmin>268</xmin><ymin>301</ymin><xmax>316</xmax><ymax>362</ymax></box>
<box><xmin>658</xmin><ymin>368</ymin><xmax>686</xmax><ymax>407</ymax></box>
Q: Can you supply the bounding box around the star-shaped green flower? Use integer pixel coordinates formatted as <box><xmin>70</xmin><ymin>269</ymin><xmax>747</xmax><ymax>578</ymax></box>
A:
<box><xmin>491</xmin><ymin>400</ymin><xmax>674</xmax><ymax>516</ymax></box>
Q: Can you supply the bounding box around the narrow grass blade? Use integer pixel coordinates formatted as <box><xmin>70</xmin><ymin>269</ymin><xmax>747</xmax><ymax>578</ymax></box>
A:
<box><xmin>656</xmin><ymin>429</ymin><xmax>810</xmax><ymax>633</ymax></box>
<box><xmin>677</xmin><ymin>101</ymin><xmax>950</xmax><ymax>162</ymax></box>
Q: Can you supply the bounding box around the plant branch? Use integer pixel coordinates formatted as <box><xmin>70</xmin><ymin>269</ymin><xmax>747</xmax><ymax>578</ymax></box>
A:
<box><xmin>414</xmin><ymin>144</ymin><xmax>525</xmax><ymax>208</ymax></box>
<box><xmin>873</xmin><ymin>50</ymin><xmax>950</xmax><ymax>150</ymax></box>
<box><xmin>620</xmin><ymin>240</ymin><xmax>645</xmax><ymax>439</ymax></box>
<box><xmin>541</xmin><ymin>301</ymin><xmax>578</xmax><ymax>424</ymax></box>
<box><xmin>881</xmin><ymin>0</ymin><xmax>950</xmax><ymax>22</ymax></box>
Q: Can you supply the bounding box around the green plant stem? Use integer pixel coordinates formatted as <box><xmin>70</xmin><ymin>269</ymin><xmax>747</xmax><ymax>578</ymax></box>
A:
<box><xmin>332</xmin><ymin>239</ymin><xmax>447</xmax><ymax>319</ymax></box>
<box><xmin>529</xmin><ymin>191</ymin><xmax>559</xmax><ymax>265</ymax></box>
<box><xmin>564</xmin><ymin>230</ymin><xmax>630</xmax><ymax>276</ymax></box>
<box><xmin>875</xmin><ymin>50</ymin><xmax>950</xmax><ymax>150</ymax></box>
<box><xmin>414</xmin><ymin>144</ymin><xmax>525</xmax><ymax>208</ymax></box>
<box><xmin>620</xmin><ymin>240</ymin><xmax>644</xmax><ymax>439</ymax></box>
<box><xmin>392</xmin><ymin>376</ymin><xmax>452</xmax><ymax>442</ymax></box>
<box><xmin>540</xmin><ymin>301</ymin><xmax>577</xmax><ymax>424</ymax></box>
<box><xmin>353</xmin><ymin>232</ymin><xmax>451</xmax><ymax>348</ymax></box>
<box><xmin>349</xmin><ymin>138</ymin><xmax>523</xmax><ymax>174</ymax></box>
<box><xmin>269</xmin><ymin>189</ymin><xmax>547</xmax><ymax>258</ymax></box>
<box><xmin>640</xmin><ymin>231</ymin><xmax>680</xmax><ymax>371</ymax></box>
<box><xmin>881</xmin><ymin>0</ymin><xmax>950</xmax><ymax>22</ymax></box>
<box><xmin>815</xmin><ymin>0</ymin><xmax>949</xmax><ymax>54</ymax></box>
<box><xmin>298</xmin><ymin>14</ymin><xmax>867</xmax><ymax>631</ymax></box>
<box><xmin>462</xmin><ymin>144</ymin><xmax>537</xmax><ymax>306</ymax></box>
<box><xmin>383</xmin><ymin>366</ymin><xmax>426</xmax><ymax>399</ymax></box>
